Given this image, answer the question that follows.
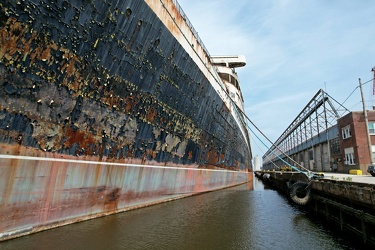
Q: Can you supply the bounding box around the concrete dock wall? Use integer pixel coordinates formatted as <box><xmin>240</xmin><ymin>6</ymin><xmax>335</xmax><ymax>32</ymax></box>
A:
<box><xmin>255</xmin><ymin>171</ymin><xmax>375</xmax><ymax>247</ymax></box>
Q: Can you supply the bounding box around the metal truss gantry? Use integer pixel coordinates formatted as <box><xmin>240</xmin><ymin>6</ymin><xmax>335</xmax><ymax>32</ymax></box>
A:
<box><xmin>263</xmin><ymin>89</ymin><xmax>350</xmax><ymax>163</ymax></box>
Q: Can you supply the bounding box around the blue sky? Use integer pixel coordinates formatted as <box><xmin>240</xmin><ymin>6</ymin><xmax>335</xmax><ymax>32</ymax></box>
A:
<box><xmin>178</xmin><ymin>0</ymin><xmax>375</xmax><ymax>163</ymax></box>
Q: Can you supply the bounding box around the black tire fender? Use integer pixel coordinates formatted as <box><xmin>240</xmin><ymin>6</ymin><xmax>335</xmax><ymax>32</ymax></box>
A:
<box><xmin>289</xmin><ymin>181</ymin><xmax>311</xmax><ymax>205</ymax></box>
<box><xmin>263</xmin><ymin>173</ymin><xmax>271</xmax><ymax>181</ymax></box>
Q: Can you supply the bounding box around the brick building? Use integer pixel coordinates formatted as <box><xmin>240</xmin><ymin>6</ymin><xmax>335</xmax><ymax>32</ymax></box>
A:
<box><xmin>337</xmin><ymin>110</ymin><xmax>375</xmax><ymax>173</ymax></box>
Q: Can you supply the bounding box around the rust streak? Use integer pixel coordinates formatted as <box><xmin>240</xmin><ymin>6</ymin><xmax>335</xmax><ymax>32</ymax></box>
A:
<box><xmin>64</xmin><ymin>126</ymin><xmax>96</xmax><ymax>149</ymax></box>
<box><xmin>146</xmin><ymin>106</ymin><xmax>157</xmax><ymax>122</ymax></box>
<box><xmin>187</xmin><ymin>151</ymin><xmax>193</xmax><ymax>160</ymax></box>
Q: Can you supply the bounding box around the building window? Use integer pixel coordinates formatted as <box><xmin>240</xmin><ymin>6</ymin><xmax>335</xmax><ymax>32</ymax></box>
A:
<box><xmin>345</xmin><ymin>153</ymin><xmax>355</xmax><ymax>165</ymax></box>
<box><xmin>342</xmin><ymin>125</ymin><xmax>351</xmax><ymax>139</ymax></box>
<box><xmin>369</xmin><ymin>122</ymin><xmax>375</xmax><ymax>134</ymax></box>
<box><xmin>344</xmin><ymin>147</ymin><xmax>355</xmax><ymax>165</ymax></box>
<box><xmin>330</xmin><ymin>137</ymin><xmax>341</xmax><ymax>155</ymax></box>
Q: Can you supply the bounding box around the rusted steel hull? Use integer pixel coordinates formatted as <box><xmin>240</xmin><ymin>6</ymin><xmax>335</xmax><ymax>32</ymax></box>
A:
<box><xmin>0</xmin><ymin>0</ymin><xmax>252</xmax><ymax>240</ymax></box>
<box><xmin>0</xmin><ymin>153</ymin><xmax>251</xmax><ymax>240</ymax></box>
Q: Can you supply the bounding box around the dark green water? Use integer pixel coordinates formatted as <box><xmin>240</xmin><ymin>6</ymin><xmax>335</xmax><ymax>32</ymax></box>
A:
<box><xmin>0</xmin><ymin>176</ymin><xmax>355</xmax><ymax>250</ymax></box>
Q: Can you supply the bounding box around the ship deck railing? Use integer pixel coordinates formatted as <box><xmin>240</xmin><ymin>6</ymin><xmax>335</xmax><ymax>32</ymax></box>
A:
<box><xmin>172</xmin><ymin>0</ymin><xmax>211</xmax><ymax>58</ymax></box>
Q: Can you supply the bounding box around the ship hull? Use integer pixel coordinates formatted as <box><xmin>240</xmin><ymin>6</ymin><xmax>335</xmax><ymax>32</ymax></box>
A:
<box><xmin>0</xmin><ymin>0</ymin><xmax>252</xmax><ymax>240</ymax></box>
<box><xmin>0</xmin><ymin>152</ymin><xmax>250</xmax><ymax>240</ymax></box>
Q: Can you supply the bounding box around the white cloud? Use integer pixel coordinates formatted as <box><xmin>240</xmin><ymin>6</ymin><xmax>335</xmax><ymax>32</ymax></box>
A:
<box><xmin>178</xmin><ymin>0</ymin><xmax>375</xmax><ymax>159</ymax></box>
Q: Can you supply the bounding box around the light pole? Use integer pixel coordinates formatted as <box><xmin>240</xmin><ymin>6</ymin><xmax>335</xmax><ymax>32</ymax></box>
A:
<box><xmin>359</xmin><ymin>78</ymin><xmax>374</xmax><ymax>168</ymax></box>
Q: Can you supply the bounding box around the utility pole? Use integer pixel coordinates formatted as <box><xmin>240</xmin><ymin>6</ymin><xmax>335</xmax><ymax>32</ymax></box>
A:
<box><xmin>359</xmin><ymin>78</ymin><xmax>374</xmax><ymax>165</ymax></box>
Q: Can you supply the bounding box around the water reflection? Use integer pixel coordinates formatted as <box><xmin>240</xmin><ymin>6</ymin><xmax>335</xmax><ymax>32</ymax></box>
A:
<box><xmin>0</xmin><ymin>176</ymin><xmax>354</xmax><ymax>250</ymax></box>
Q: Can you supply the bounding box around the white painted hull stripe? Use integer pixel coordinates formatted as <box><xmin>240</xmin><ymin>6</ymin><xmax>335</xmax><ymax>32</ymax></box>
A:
<box><xmin>0</xmin><ymin>154</ymin><xmax>247</xmax><ymax>174</ymax></box>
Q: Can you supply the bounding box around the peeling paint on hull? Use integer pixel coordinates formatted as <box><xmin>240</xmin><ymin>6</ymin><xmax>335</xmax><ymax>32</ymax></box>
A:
<box><xmin>0</xmin><ymin>0</ymin><xmax>252</xmax><ymax>241</ymax></box>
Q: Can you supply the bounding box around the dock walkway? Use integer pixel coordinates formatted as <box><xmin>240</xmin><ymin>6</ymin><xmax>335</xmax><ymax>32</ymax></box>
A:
<box><xmin>322</xmin><ymin>172</ymin><xmax>375</xmax><ymax>185</ymax></box>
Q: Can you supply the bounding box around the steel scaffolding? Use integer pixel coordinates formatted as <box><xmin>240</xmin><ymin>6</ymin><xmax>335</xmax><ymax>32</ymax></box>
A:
<box><xmin>262</xmin><ymin>89</ymin><xmax>349</xmax><ymax>165</ymax></box>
